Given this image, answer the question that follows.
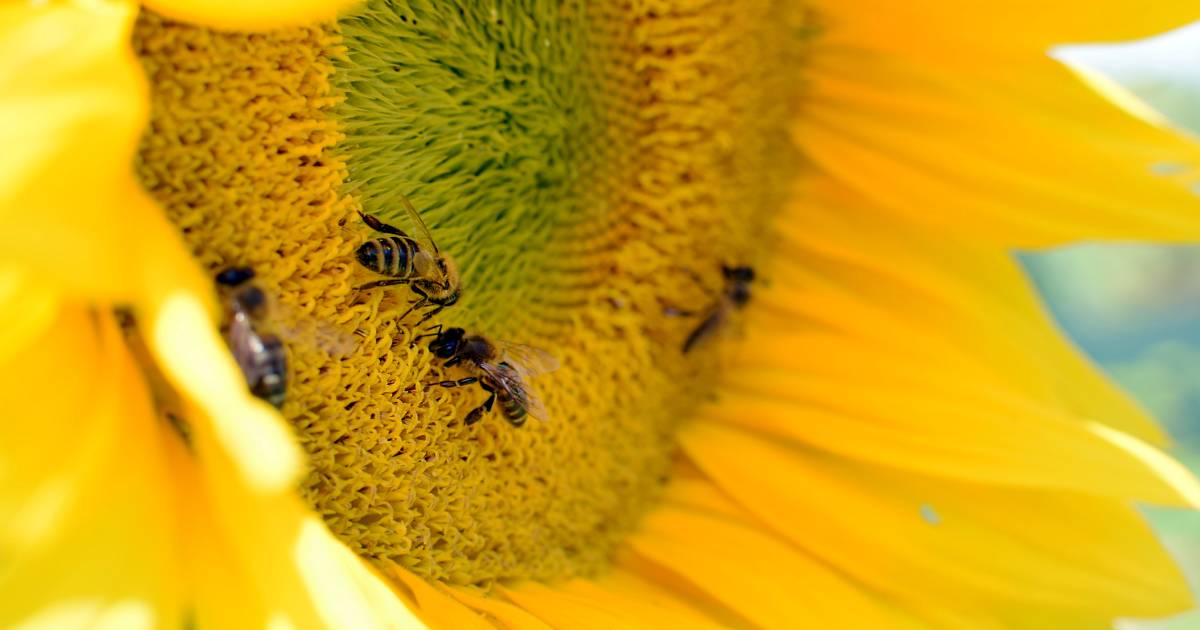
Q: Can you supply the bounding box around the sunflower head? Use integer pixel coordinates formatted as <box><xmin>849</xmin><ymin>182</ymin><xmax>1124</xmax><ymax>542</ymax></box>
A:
<box><xmin>5</xmin><ymin>0</ymin><xmax>1200</xmax><ymax>627</ymax></box>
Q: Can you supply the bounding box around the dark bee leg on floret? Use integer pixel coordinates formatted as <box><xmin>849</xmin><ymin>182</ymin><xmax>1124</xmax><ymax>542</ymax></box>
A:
<box><xmin>358</xmin><ymin>211</ymin><xmax>411</xmax><ymax>237</ymax></box>
<box><xmin>431</xmin><ymin>376</ymin><xmax>478</xmax><ymax>388</ymax></box>
<box><xmin>410</xmin><ymin>324</ymin><xmax>443</xmax><ymax>347</ymax></box>
<box><xmin>415</xmin><ymin>303</ymin><xmax>445</xmax><ymax>325</ymax></box>
<box><xmin>397</xmin><ymin>285</ymin><xmax>430</xmax><ymax>321</ymax></box>
<box><xmin>464</xmin><ymin>380</ymin><xmax>497</xmax><ymax>425</ymax></box>
<box><xmin>356</xmin><ymin>278</ymin><xmax>411</xmax><ymax>290</ymax></box>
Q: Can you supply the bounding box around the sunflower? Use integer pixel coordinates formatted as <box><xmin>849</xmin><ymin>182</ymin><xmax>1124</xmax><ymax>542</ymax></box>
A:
<box><xmin>4</xmin><ymin>0</ymin><xmax>1200</xmax><ymax>627</ymax></box>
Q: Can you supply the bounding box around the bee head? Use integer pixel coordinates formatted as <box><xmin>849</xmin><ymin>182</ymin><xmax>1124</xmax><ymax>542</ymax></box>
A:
<box><xmin>723</xmin><ymin>265</ymin><xmax>755</xmax><ymax>284</ymax></box>
<box><xmin>216</xmin><ymin>266</ymin><xmax>256</xmax><ymax>287</ymax></box>
<box><xmin>429</xmin><ymin>327</ymin><xmax>466</xmax><ymax>358</ymax></box>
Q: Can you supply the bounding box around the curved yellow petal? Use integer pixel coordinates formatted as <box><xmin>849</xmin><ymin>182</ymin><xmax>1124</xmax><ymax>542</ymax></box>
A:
<box><xmin>0</xmin><ymin>267</ymin><xmax>58</xmax><ymax>365</ymax></box>
<box><xmin>180</xmin><ymin>396</ymin><xmax>424</xmax><ymax>629</ymax></box>
<box><xmin>381</xmin><ymin>566</ymin><xmax>492</xmax><ymax>629</ymax></box>
<box><xmin>0</xmin><ymin>307</ymin><xmax>182</xmax><ymax>629</ymax></box>
<box><xmin>713</xmin><ymin>338</ymin><xmax>1200</xmax><ymax>505</ymax></box>
<box><xmin>446</xmin><ymin>587</ymin><xmax>553</xmax><ymax>630</ymax></box>
<box><xmin>625</xmin><ymin>495</ymin><xmax>894</xmax><ymax>627</ymax></box>
<box><xmin>812</xmin><ymin>0</ymin><xmax>1200</xmax><ymax>62</ymax></box>
<box><xmin>0</xmin><ymin>4</ymin><xmax>210</xmax><ymax>308</ymax></box>
<box><xmin>681</xmin><ymin>421</ymin><xmax>1194</xmax><ymax>620</ymax></box>
<box><xmin>798</xmin><ymin>49</ymin><xmax>1200</xmax><ymax>247</ymax></box>
<box><xmin>500</xmin><ymin>571</ymin><xmax>724</xmax><ymax>630</ymax></box>
<box><xmin>142</xmin><ymin>0</ymin><xmax>359</xmax><ymax>30</ymax></box>
<box><xmin>762</xmin><ymin>189</ymin><xmax>1170</xmax><ymax>446</ymax></box>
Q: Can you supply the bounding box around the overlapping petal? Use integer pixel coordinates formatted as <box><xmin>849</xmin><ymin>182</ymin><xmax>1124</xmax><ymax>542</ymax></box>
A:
<box><xmin>799</xmin><ymin>49</ymin><xmax>1200</xmax><ymax>247</ymax></box>
<box><xmin>143</xmin><ymin>0</ymin><xmax>359</xmax><ymax>31</ymax></box>
<box><xmin>0</xmin><ymin>3</ymin><xmax>422</xmax><ymax>628</ymax></box>
<box><xmin>0</xmin><ymin>306</ymin><xmax>180</xmax><ymax>629</ymax></box>
<box><xmin>766</xmin><ymin>180</ymin><xmax>1173</xmax><ymax>446</ymax></box>
<box><xmin>0</xmin><ymin>2</ymin><xmax>208</xmax><ymax>305</ymax></box>
<box><xmin>812</xmin><ymin>0</ymin><xmax>1200</xmax><ymax>62</ymax></box>
<box><xmin>681</xmin><ymin>422</ymin><xmax>1193</xmax><ymax>620</ymax></box>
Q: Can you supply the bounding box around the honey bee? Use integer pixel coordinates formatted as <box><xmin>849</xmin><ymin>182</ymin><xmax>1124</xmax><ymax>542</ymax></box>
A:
<box><xmin>354</xmin><ymin>193</ymin><xmax>460</xmax><ymax>323</ymax></box>
<box><xmin>215</xmin><ymin>267</ymin><xmax>288</xmax><ymax>408</ymax></box>
<box><xmin>420</xmin><ymin>326</ymin><xmax>558</xmax><ymax>427</ymax></box>
<box><xmin>680</xmin><ymin>264</ymin><xmax>755</xmax><ymax>353</ymax></box>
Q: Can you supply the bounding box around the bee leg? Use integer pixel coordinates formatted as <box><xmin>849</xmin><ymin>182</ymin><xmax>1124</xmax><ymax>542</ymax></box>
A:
<box><xmin>464</xmin><ymin>381</ymin><xmax>497</xmax><ymax>425</ymax></box>
<box><xmin>397</xmin><ymin>297</ymin><xmax>429</xmax><ymax>321</ymax></box>
<box><xmin>356</xmin><ymin>278</ymin><xmax>411</xmax><ymax>290</ymax></box>
<box><xmin>662</xmin><ymin>306</ymin><xmax>697</xmax><ymax>317</ymax></box>
<box><xmin>410</xmin><ymin>324</ymin><xmax>443</xmax><ymax>347</ymax></box>
<box><xmin>415</xmin><ymin>304</ymin><xmax>446</xmax><ymax>326</ymax></box>
<box><xmin>431</xmin><ymin>376</ymin><xmax>478</xmax><ymax>389</ymax></box>
<box><xmin>358</xmin><ymin>211</ymin><xmax>411</xmax><ymax>237</ymax></box>
<box><xmin>397</xmin><ymin>283</ymin><xmax>431</xmax><ymax>321</ymax></box>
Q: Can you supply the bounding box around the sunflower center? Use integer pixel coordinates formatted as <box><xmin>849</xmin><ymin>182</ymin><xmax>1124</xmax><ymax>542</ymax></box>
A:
<box><xmin>133</xmin><ymin>2</ymin><xmax>803</xmax><ymax>586</ymax></box>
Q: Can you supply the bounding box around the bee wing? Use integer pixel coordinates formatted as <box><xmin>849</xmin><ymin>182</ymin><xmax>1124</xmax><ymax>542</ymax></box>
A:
<box><xmin>396</xmin><ymin>191</ymin><xmax>441</xmax><ymax>255</ymax></box>
<box><xmin>268</xmin><ymin>299</ymin><xmax>359</xmax><ymax>358</ymax></box>
<box><xmin>481</xmin><ymin>361</ymin><xmax>551</xmax><ymax>422</ymax></box>
<box><xmin>493</xmin><ymin>341</ymin><xmax>560</xmax><ymax>378</ymax></box>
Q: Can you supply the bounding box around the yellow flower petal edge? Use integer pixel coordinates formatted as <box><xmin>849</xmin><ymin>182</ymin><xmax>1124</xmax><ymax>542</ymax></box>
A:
<box><xmin>149</xmin><ymin>288</ymin><xmax>302</xmax><ymax>492</ymax></box>
<box><xmin>812</xmin><ymin>0</ymin><xmax>1200</xmax><ymax>62</ymax></box>
<box><xmin>0</xmin><ymin>3</ymin><xmax>426</xmax><ymax>627</ymax></box>
<box><xmin>0</xmin><ymin>1</ymin><xmax>147</xmax><ymax>299</ymax></box>
<box><xmin>143</xmin><ymin>0</ymin><xmax>360</xmax><ymax>31</ymax></box>
<box><xmin>6</xmin><ymin>0</ymin><xmax>1200</xmax><ymax>628</ymax></box>
<box><xmin>1</xmin><ymin>307</ymin><xmax>180</xmax><ymax>629</ymax></box>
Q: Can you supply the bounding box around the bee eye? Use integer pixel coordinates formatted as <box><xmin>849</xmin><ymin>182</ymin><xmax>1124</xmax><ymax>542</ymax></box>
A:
<box><xmin>216</xmin><ymin>266</ymin><xmax>255</xmax><ymax>286</ymax></box>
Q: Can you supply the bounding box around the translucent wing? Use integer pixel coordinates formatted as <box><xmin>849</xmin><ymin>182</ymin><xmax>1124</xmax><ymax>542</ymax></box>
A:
<box><xmin>396</xmin><ymin>191</ymin><xmax>440</xmax><ymax>255</ymax></box>
<box><xmin>493</xmin><ymin>341</ymin><xmax>560</xmax><ymax>379</ymax></box>
<box><xmin>276</xmin><ymin>318</ymin><xmax>358</xmax><ymax>359</ymax></box>
<box><xmin>480</xmin><ymin>361</ymin><xmax>551</xmax><ymax>422</ymax></box>
<box><xmin>263</xmin><ymin>295</ymin><xmax>359</xmax><ymax>358</ymax></box>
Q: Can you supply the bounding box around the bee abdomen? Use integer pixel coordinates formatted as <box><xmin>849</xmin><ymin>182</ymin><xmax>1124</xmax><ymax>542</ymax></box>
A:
<box><xmin>358</xmin><ymin>236</ymin><xmax>419</xmax><ymax>276</ymax></box>
<box><xmin>251</xmin><ymin>335</ymin><xmax>288</xmax><ymax>408</ymax></box>
<box><xmin>501</xmin><ymin>397</ymin><xmax>527</xmax><ymax>427</ymax></box>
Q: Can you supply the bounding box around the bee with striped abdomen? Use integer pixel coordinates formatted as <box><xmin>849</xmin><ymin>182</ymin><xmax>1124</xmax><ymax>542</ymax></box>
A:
<box><xmin>354</xmin><ymin>192</ymin><xmax>460</xmax><ymax>323</ymax></box>
<box><xmin>215</xmin><ymin>266</ymin><xmax>288</xmax><ymax>408</ymax></box>
<box><xmin>421</xmin><ymin>326</ymin><xmax>558</xmax><ymax>427</ymax></box>
<box><xmin>679</xmin><ymin>264</ymin><xmax>755</xmax><ymax>353</ymax></box>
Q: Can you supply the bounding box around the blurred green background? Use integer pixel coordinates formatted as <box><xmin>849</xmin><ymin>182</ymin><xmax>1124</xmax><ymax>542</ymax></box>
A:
<box><xmin>1036</xmin><ymin>23</ymin><xmax>1200</xmax><ymax>627</ymax></box>
<box><xmin>1026</xmin><ymin>248</ymin><xmax>1200</xmax><ymax>629</ymax></box>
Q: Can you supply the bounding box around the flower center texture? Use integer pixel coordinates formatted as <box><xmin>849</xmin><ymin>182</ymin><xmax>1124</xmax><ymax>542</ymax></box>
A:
<box><xmin>133</xmin><ymin>1</ymin><xmax>805</xmax><ymax>586</ymax></box>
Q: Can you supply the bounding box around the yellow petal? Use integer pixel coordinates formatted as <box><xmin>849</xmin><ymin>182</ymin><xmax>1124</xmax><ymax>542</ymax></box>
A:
<box><xmin>681</xmin><ymin>421</ymin><xmax>1194</xmax><ymax>619</ymax></box>
<box><xmin>0</xmin><ymin>267</ymin><xmax>58</xmax><ymax>364</ymax></box>
<box><xmin>625</xmin><ymin>495</ymin><xmax>894</xmax><ymax>627</ymax></box>
<box><xmin>0</xmin><ymin>4</ymin><xmax>210</xmax><ymax>306</ymax></box>
<box><xmin>811</xmin><ymin>0</ymin><xmax>1200</xmax><ymax>62</ymax></box>
<box><xmin>798</xmin><ymin>49</ymin><xmax>1200</xmax><ymax>247</ymax></box>
<box><xmin>500</xmin><ymin>570</ymin><xmax>724</xmax><ymax>630</ymax></box>
<box><xmin>0</xmin><ymin>307</ymin><xmax>182</xmax><ymax>628</ymax></box>
<box><xmin>142</xmin><ymin>0</ymin><xmax>359</xmax><ymax>30</ymax></box>
<box><xmin>714</xmin><ymin>336</ymin><xmax>1200</xmax><ymax>505</ymax></box>
<box><xmin>381</xmin><ymin>566</ymin><xmax>493</xmax><ymax>629</ymax></box>
<box><xmin>760</xmin><ymin>190</ymin><xmax>1170</xmax><ymax>446</ymax></box>
<box><xmin>446</xmin><ymin>587</ymin><xmax>554</xmax><ymax>630</ymax></box>
<box><xmin>179</xmin><ymin>396</ymin><xmax>424</xmax><ymax>629</ymax></box>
